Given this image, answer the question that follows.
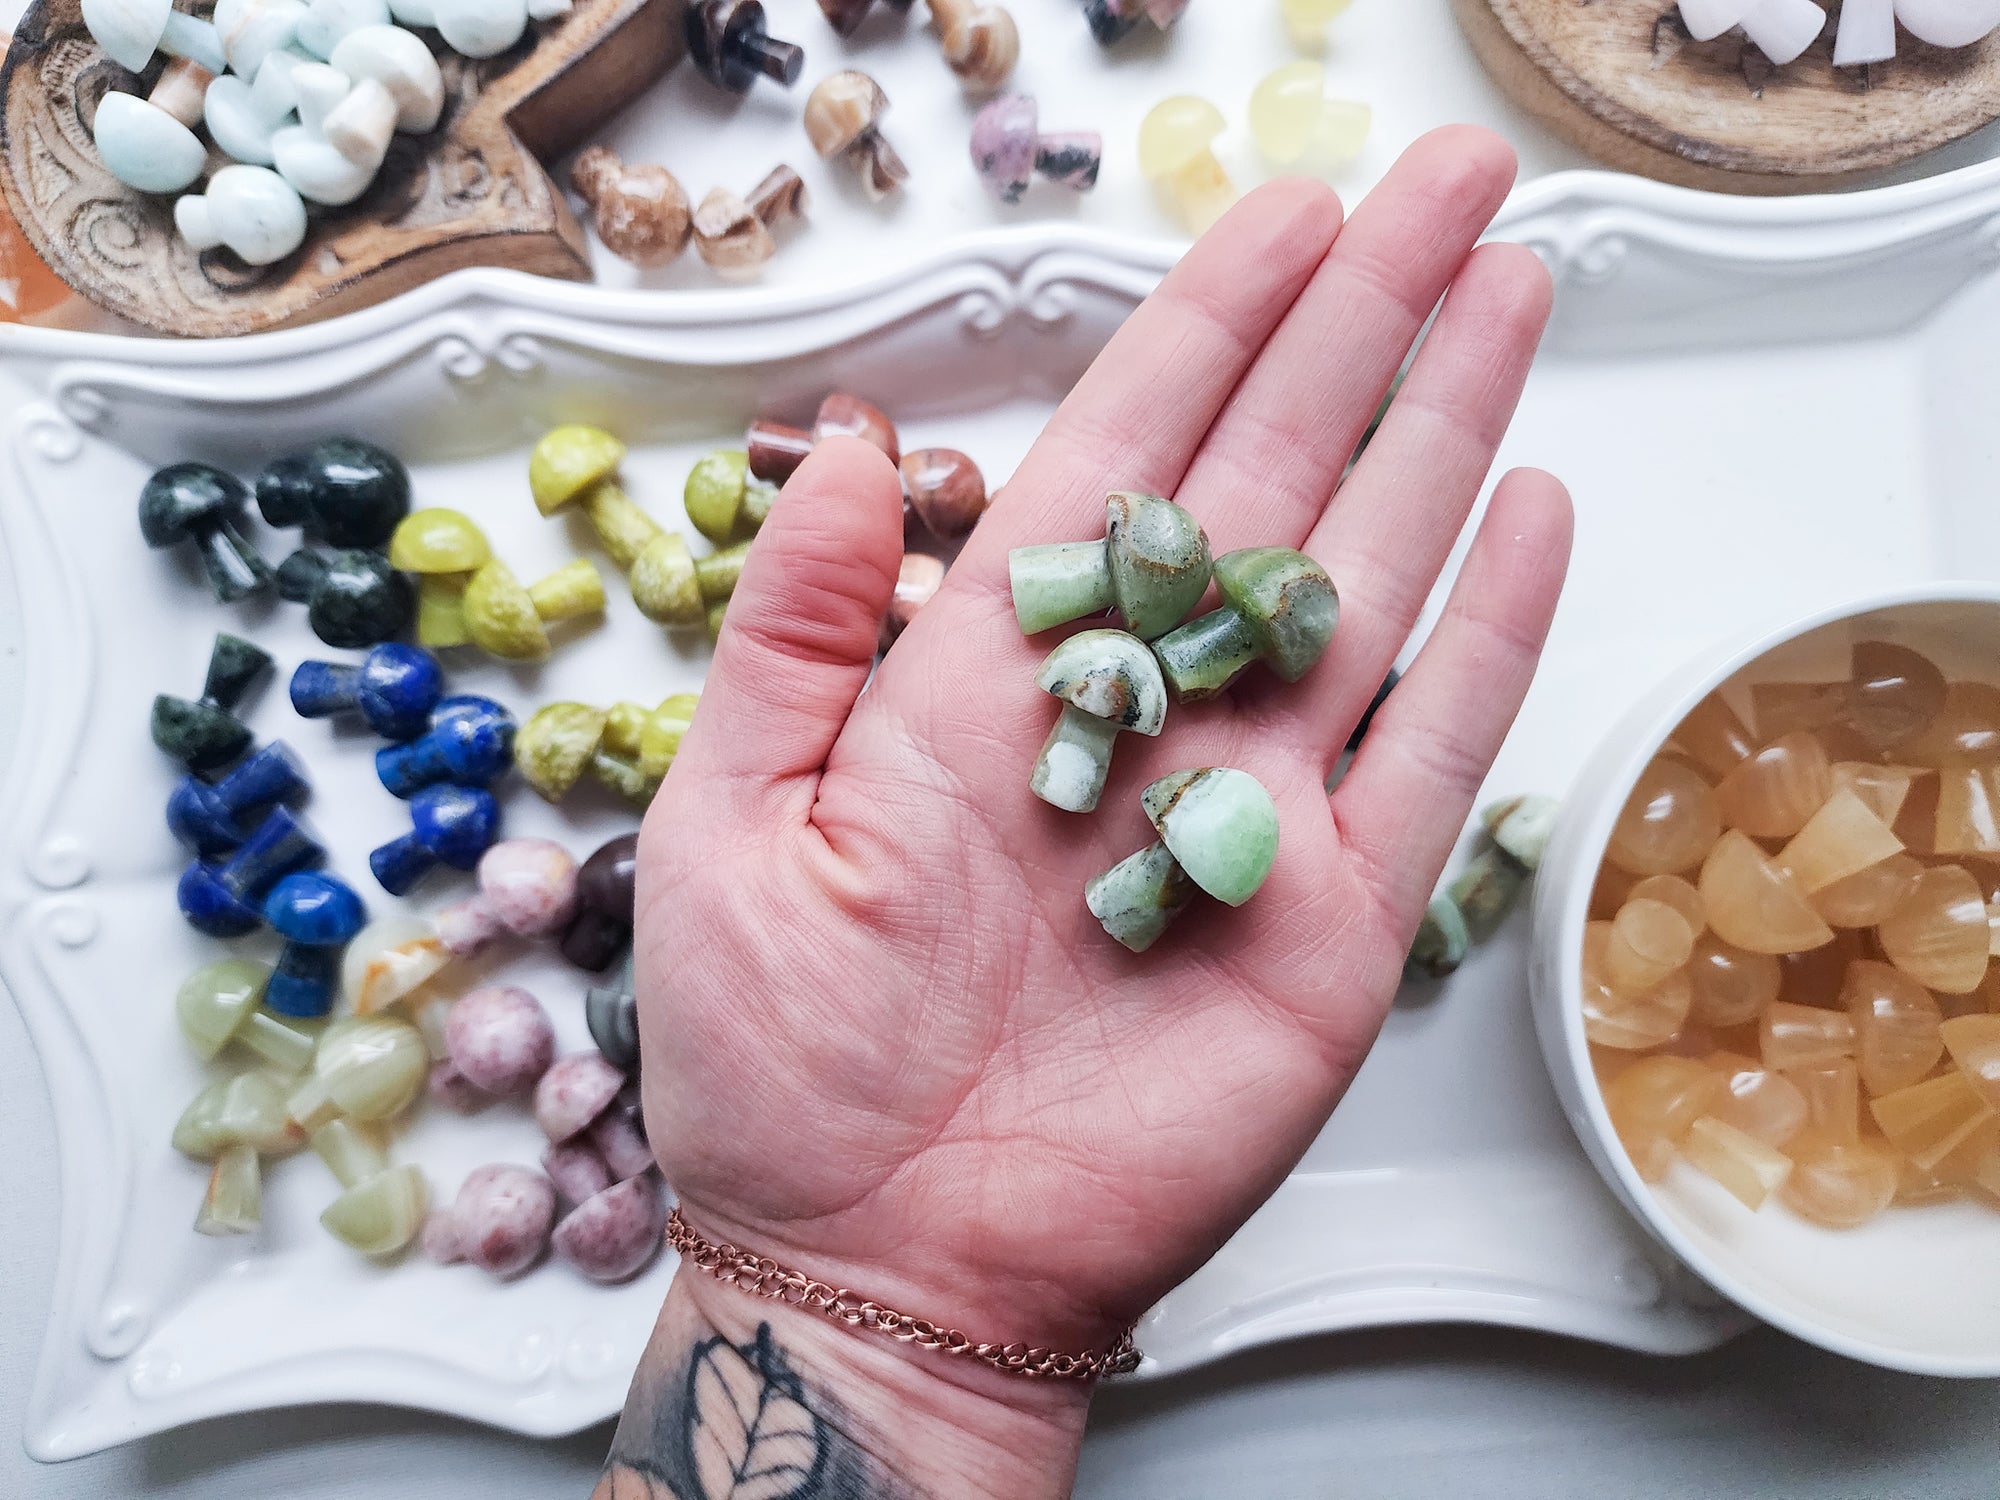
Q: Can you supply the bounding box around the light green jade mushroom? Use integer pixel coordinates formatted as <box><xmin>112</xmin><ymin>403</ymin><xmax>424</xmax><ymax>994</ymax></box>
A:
<box><xmin>1150</xmin><ymin>546</ymin><xmax>1338</xmax><ymax>702</ymax></box>
<box><xmin>1031</xmin><ymin>629</ymin><xmax>1168</xmax><ymax>813</ymax></box>
<box><xmin>1009</xmin><ymin>491</ymin><xmax>1212</xmax><ymax>640</ymax></box>
<box><xmin>1086</xmin><ymin>767</ymin><xmax>1280</xmax><ymax>952</ymax></box>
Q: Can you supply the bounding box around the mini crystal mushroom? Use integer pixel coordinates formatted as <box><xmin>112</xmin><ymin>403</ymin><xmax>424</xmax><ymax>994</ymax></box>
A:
<box><xmin>289</xmin><ymin>1015</ymin><xmax>429</xmax><ymax>1131</ymax></box>
<box><xmin>1895</xmin><ymin>0</ymin><xmax>2000</xmax><ymax>48</ymax></box>
<box><xmin>535</xmin><ymin>1052</ymin><xmax>627</xmax><ymax>1144</ymax></box>
<box><xmin>1407</xmin><ymin>793</ymin><xmax>1559</xmax><ymax>976</ymax></box>
<box><xmin>554</xmin><ymin>1173</ymin><xmax>665</xmax><ymax>1282</ymax></box>
<box><xmin>1138</xmin><ymin>95</ymin><xmax>1236</xmax><ymax>233</ymax></box>
<box><xmin>389</xmin><ymin>508</ymin><xmax>493</xmax><ymax>647</ymax></box>
<box><xmin>342</xmin><ymin>913</ymin><xmax>452</xmax><ymax>1013</ymax></box>
<box><xmin>429</xmin><ymin>0</ymin><xmax>529</xmax><ymax>56</ymax></box>
<box><xmin>1677</xmin><ymin>0</ymin><xmax>1826</xmax><ymax>62</ymax></box>
<box><xmin>590</xmin><ymin>1092</ymin><xmax>657</xmax><ymax>1179</ymax></box>
<box><xmin>1030</xmin><ymin>629</ymin><xmax>1167</xmax><ymax>814</ymax></box>
<box><xmin>295</xmin><ymin>0</ymin><xmax>388</xmax><ymax>58</ymax></box>
<box><xmin>691</xmin><ymin>165</ymin><xmax>808</xmax><ymax>278</ymax></box>
<box><xmin>328</xmin><ymin>24</ymin><xmax>445</xmax><ymax>131</ymax></box>
<box><xmin>923</xmin><ymin>0</ymin><xmax>1019</xmax><ymax>92</ymax></box>
<box><xmin>1248</xmin><ymin>61</ymin><xmax>1369</xmax><ymax>169</ymax></box>
<box><xmin>311</xmin><ymin>1116</ymin><xmax>428</xmax><ymax>1255</ymax></box>
<box><xmin>85</xmin><ymin>0</ymin><xmax>228</xmax><ymax>71</ymax></box>
<box><xmin>256</xmin><ymin>436</ymin><xmax>411</xmax><ymax>550</ymax></box>
<box><xmin>970</xmin><ymin>94</ymin><xmax>1100</xmax><ymax>203</ymax></box>
<box><xmin>514</xmin><ymin>701</ymin><xmax>610</xmax><ymax>802</ymax></box>
<box><xmin>1086</xmin><ymin>767</ymin><xmax>1280</xmax><ymax>953</ymax></box>
<box><xmin>900</xmin><ymin>448</ymin><xmax>988</xmax><ymax>538</ymax></box>
<box><xmin>527</xmin><ymin>426</ymin><xmax>685</xmax><ymax>601</ymax></box>
<box><xmin>167</xmin><ymin>741</ymin><xmax>309</xmax><ymax>857</ymax></box>
<box><xmin>139</xmin><ymin>465</ymin><xmax>274</xmax><ymax>604</ymax></box>
<box><xmin>746</xmin><ymin>392</ymin><xmax>899</xmax><ymax>483</ymax></box>
<box><xmin>1150</xmin><ymin>546</ymin><xmax>1337</xmax><ymax>701</ymax></box>
<box><xmin>685</xmin><ymin>0</ymin><xmax>804</xmax><ymax>91</ymax></box>
<box><xmin>1082</xmin><ymin>0</ymin><xmax>1187</xmax><ymax>45</ymax></box>
<box><xmin>175</xmin><ymin>958</ymin><xmax>319</xmax><ymax>1073</ymax></box>
<box><xmin>203</xmin><ymin>61</ymin><xmax>300</xmax><ymax>167</ymax></box>
<box><xmin>271</xmin><ymin>63</ymin><xmax>397</xmax><ymax>206</ymax></box>
<box><xmin>376</xmin><ymin>694</ymin><xmax>517</xmax><ymax>795</ymax></box>
<box><xmin>1832</xmin><ymin>0</ymin><xmax>1894</xmax><ymax>64</ymax></box>
<box><xmin>263</xmin><ymin>870</ymin><xmax>369</xmax><ymax>1017</ymax></box>
<box><xmin>805</xmin><ymin>71</ymin><xmax>908</xmax><ymax>202</ymax></box>
<box><xmin>178</xmin><ymin>805</ymin><xmax>325</xmax><ymax>938</ymax></box>
<box><xmin>462</xmin><ymin>556</ymin><xmax>607</xmax><ymax>660</ymax></box>
<box><xmin>172</xmin><ymin>1072</ymin><xmax>305</xmax><ymax>1235</ymax></box>
<box><xmin>215</xmin><ymin>0</ymin><xmax>308</xmax><ymax>76</ymax></box>
<box><xmin>175</xmin><ymin>166</ymin><xmax>309</xmax><ymax>267</ymax></box>
<box><xmin>435</xmin><ymin>838</ymin><xmax>579</xmax><ymax>955</ymax></box>
<box><xmin>151</xmin><ymin>633</ymin><xmax>274</xmax><ymax>771</ymax></box>
<box><xmin>423</xmin><ymin>1164</ymin><xmax>557</xmax><ymax>1277</ymax></box>
<box><xmin>276</xmin><ymin>546</ymin><xmax>416</xmax><ymax>648</ymax></box>
<box><xmin>431</xmin><ymin>983</ymin><xmax>558</xmax><ymax>1100</ymax></box>
<box><xmin>291</xmin><ymin>642</ymin><xmax>443</xmax><ymax>742</ymax></box>
<box><xmin>370</xmin><ymin>783</ymin><xmax>502</xmax><ymax>895</ymax></box>
<box><xmin>1008</xmin><ymin>490</ymin><xmax>1211</xmax><ymax>641</ymax></box>
<box><xmin>570</xmin><ymin>147</ymin><xmax>691</xmax><ymax>267</ymax></box>
<box><xmin>683</xmin><ymin>450</ymin><xmax>774</xmax><ymax>546</ymax></box>
<box><xmin>585</xmin><ymin>950</ymin><xmax>639</xmax><ymax>1069</ymax></box>
<box><xmin>882</xmin><ymin>552</ymin><xmax>945</xmax><ymax>646</ymax></box>
<box><xmin>562</xmin><ymin>832</ymin><xmax>639</xmax><ymax>970</ymax></box>
<box><xmin>544</xmin><ymin>1138</ymin><xmax>614</xmax><ymax>1207</ymax></box>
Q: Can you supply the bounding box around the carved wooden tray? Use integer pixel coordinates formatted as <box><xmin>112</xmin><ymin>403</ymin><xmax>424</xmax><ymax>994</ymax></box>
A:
<box><xmin>0</xmin><ymin>0</ymin><xmax>685</xmax><ymax>337</ymax></box>
<box><xmin>1454</xmin><ymin>0</ymin><xmax>2000</xmax><ymax>193</ymax></box>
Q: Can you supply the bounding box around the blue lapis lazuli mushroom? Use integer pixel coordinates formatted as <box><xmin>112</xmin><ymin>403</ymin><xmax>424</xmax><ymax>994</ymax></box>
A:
<box><xmin>290</xmin><ymin>643</ymin><xmax>444</xmax><ymax>742</ymax></box>
<box><xmin>369</xmin><ymin>783</ymin><xmax>501</xmax><ymax>896</ymax></box>
<box><xmin>262</xmin><ymin>871</ymin><xmax>368</xmax><ymax>1018</ymax></box>
<box><xmin>375</xmin><ymin>695</ymin><xmax>516</xmax><ymax>798</ymax></box>
<box><xmin>166</xmin><ymin>741</ymin><xmax>310</xmax><ymax>858</ymax></box>
<box><xmin>177</xmin><ymin>806</ymin><xmax>325</xmax><ymax>937</ymax></box>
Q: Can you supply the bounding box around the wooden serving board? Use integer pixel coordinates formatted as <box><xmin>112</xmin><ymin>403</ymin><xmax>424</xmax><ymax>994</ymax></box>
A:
<box><xmin>1454</xmin><ymin>0</ymin><xmax>2000</xmax><ymax>194</ymax></box>
<box><xmin>0</xmin><ymin>0</ymin><xmax>685</xmax><ymax>337</ymax></box>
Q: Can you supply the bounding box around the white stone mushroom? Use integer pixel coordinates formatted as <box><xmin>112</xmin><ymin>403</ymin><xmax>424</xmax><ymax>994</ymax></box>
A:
<box><xmin>329</xmin><ymin>25</ymin><xmax>444</xmax><ymax>132</ymax></box>
<box><xmin>83</xmin><ymin>0</ymin><xmax>226</xmax><ymax>73</ymax></box>
<box><xmin>296</xmin><ymin>0</ymin><xmax>392</xmax><ymax>59</ymax></box>
<box><xmin>387</xmin><ymin>0</ymin><xmax>435</xmax><ymax>24</ymax></box>
<box><xmin>270</xmin><ymin>63</ymin><xmax>396</xmax><ymax>206</ymax></box>
<box><xmin>203</xmin><ymin>51</ymin><xmax>304</xmax><ymax>165</ymax></box>
<box><xmin>215</xmin><ymin>0</ymin><xmax>310</xmax><ymax>79</ymax></box>
<box><xmin>1677</xmin><ymin>0</ymin><xmax>1825</xmax><ymax>64</ymax></box>
<box><xmin>1895</xmin><ymin>0</ymin><xmax>2000</xmax><ymax>48</ymax></box>
<box><xmin>429</xmin><ymin>0</ymin><xmax>528</xmax><ymax>58</ymax></box>
<box><xmin>93</xmin><ymin>90</ymin><xmax>207</xmax><ymax>194</ymax></box>
<box><xmin>175</xmin><ymin>164</ymin><xmax>309</xmax><ymax>264</ymax></box>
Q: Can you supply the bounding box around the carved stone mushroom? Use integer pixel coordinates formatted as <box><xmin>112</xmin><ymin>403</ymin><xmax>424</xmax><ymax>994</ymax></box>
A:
<box><xmin>1030</xmin><ymin>629</ymin><xmax>1167</xmax><ymax>814</ymax></box>
<box><xmin>804</xmin><ymin>70</ymin><xmax>908</xmax><ymax>201</ymax></box>
<box><xmin>570</xmin><ymin>146</ymin><xmax>691</xmax><ymax>266</ymax></box>
<box><xmin>690</xmin><ymin>165</ymin><xmax>806</xmax><ymax>277</ymax></box>
<box><xmin>1086</xmin><ymin>768</ymin><xmax>1281</xmax><ymax>953</ymax></box>
<box><xmin>1008</xmin><ymin>490</ymin><xmax>1211</xmax><ymax>641</ymax></box>
<box><xmin>1149</xmin><ymin>546</ymin><xmax>1338</xmax><ymax>702</ymax></box>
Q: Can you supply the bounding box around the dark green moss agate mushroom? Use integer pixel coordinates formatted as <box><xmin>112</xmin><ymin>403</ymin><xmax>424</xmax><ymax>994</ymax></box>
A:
<box><xmin>277</xmin><ymin>547</ymin><xmax>416</xmax><ymax>649</ymax></box>
<box><xmin>256</xmin><ymin>438</ymin><xmax>411</xmax><ymax>550</ymax></box>
<box><xmin>151</xmin><ymin>633</ymin><xmax>274</xmax><ymax>771</ymax></box>
<box><xmin>138</xmin><ymin>463</ymin><xmax>274</xmax><ymax>603</ymax></box>
<box><xmin>1150</xmin><ymin>546</ymin><xmax>1337</xmax><ymax>702</ymax></box>
<box><xmin>1008</xmin><ymin>491</ymin><xmax>1211</xmax><ymax>641</ymax></box>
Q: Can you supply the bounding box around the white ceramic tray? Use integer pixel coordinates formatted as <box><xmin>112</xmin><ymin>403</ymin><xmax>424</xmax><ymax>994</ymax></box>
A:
<box><xmin>12</xmin><ymin>157</ymin><xmax>2000</xmax><ymax>1458</ymax></box>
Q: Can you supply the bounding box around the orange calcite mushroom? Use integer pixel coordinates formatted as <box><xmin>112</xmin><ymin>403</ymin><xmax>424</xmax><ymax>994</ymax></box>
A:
<box><xmin>1829</xmin><ymin>761</ymin><xmax>1926</xmax><ymax>827</ymax></box>
<box><xmin>1791</xmin><ymin>1059</ymin><xmax>1862</xmax><ymax>1146</ymax></box>
<box><xmin>1604</xmin><ymin>1055</ymin><xmax>1723</xmax><ymax>1182</ymax></box>
<box><xmin>1940</xmin><ymin>1013</ymin><xmax>2000</xmax><ymax>1108</ymax></box>
<box><xmin>1699</xmin><ymin>830</ymin><xmax>1835</xmax><ymax>955</ymax></box>
<box><xmin>1905</xmin><ymin>680</ymin><xmax>2000</xmax><ymax>766</ymax></box>
<box><xmin>1604</xmin><ymin>898</ymin><xmax>1695</xmax><ymax>996</ymax></box>
<box><xmin>1628</xmin><ymin>874</ymin><xmax>1705</xmax><ymax>937</ymax></box>
<box><xmin>1760</xmin><ymin>1000</ymin><xmax>1856</xmax><ymax>1072</ymax></box>
<box><xmin>1841</xmin><ymin>959</ymin><xmax>1944</xmax><ymax>1097</ymax></box>
<box><xmin>1716</xmin><ymin>732</ymin><xmax>1834</xmax><ymax>839</ymax></box>
<box><xmin>1780</xmin><ymin>1133</ymin><xmax>1898</xmax><ymax>1228</ymax></box>
<box><xmin>1877</xmin><ymin>863</ymin><xmax>1990</xmax><ymax>994</ymax></box>
<box><xmin>1869</xmin><ymin>1070</ymin><xmax>1996</xmax><ymax>1170</ymax></box>
<box><xmin>1684</xmin><ymin>1114</ymin><xmax>1794</xmax><ymax>1209</ymax></box>
<box><xmin>1673</xmin><ymin>692</ymin><xmax>1756</xmax><ymax>780</ymax></box>
<box><xmin>1847</xmin><ymin>640</ymin><xmax>1946</xmax><ymax>752</ymax></box>
<box><xmin>1582</xmin><ymin>921</ymin><xmax>1693</xmax><ymax>1050</ymax></box>
<box><xmin>1686</xmin><ymin>932</ymin><xmax>1780</xmax><ymax>1028</ymax></box>
<box><xmin>1606</xmin><ymin>757</ymin><xmax>1720</xmax><ymax>877</ymax></box>
<box><xmin>1751</xmin><ymin>681</ymin><xmax>1847</xmax><ymax>744</ymax></box>
<box><xmin>1776</xmin><ymin>787</ymin><xmax>1903</xmax><ymax>894</ymax></box>
<box><xmin>1934</xmin><ymin>765</ymin><xmax>2000</xmax><ymax>857</ymax></box>
<box><xmin>1707</xmin><ymin>1050</ymin><xmax>1808</xmax><ymax>1147</ymax></box>
<box><xmin>1811</xmin><ymin>851</ymin><xmax>1919</xmax><ymax>930</ymax></box>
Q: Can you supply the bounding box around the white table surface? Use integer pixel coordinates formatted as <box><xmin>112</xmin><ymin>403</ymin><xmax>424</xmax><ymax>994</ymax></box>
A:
<box><xmin>7</xmin><ymin>0</ymin><xmax>2000</xmax><ymax>1493</ymax></box>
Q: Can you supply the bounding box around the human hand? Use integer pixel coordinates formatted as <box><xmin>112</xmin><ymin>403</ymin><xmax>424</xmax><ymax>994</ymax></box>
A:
<box><xmin>613</xmin><ymin>127</ymin><xmax>1572</xmax><ymax>1500</ymax></box>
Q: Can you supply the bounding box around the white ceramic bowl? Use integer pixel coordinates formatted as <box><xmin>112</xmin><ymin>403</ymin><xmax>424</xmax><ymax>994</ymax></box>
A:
<box><xmin>1529</xmin><ymin>581</ymin><xmax>2000</xmax><ymax>1378</ymax></box>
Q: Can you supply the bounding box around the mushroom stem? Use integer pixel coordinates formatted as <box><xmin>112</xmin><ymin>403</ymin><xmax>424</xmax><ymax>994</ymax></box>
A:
<box><xmin>1030</xmin><ymin>704</ymin><xmax>1123</xmax><ymax>813</ymax></box>
<box><xmin>196</xmin><ymin>1143</ymin><xmax>263</xmax><ymax>1235</ymax></box>
<box><xmin>1009</xmin><ymin>540</ymin><xmax>1112</xmax><ymax>634</ymax></box>
<box><xmin>1084</xmin><ymin>840</ymin><xmax>1197</xmax><ymax>953</ymax></box>
<box><xmin>1150</xmin><ymin>606</ymin><xmax>1262</xmax><ymax>702</ymax></box>
<box><xmin>581</xmin><ymin>481</ymin><xmax>664</xmax><ymax>569</ymax></box>
<box><xmin>311</xmin><ymin>1117</ymin><xmax>388</xmax><ymax>1188</ymax></box>
<box><xmin>743</xmin><ymin>29</ymin><xmax>803</xmax><ymax>81</ymax></box>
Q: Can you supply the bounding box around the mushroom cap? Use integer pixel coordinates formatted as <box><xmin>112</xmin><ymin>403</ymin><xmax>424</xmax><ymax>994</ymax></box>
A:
<box><xmin>450</xmin><ymin>1164</ymin><xmax>556</xmax><ymax>1278</ymax></box>
<box><xmin>534</xmin><ymin>1051</ymin><xmax>627</xmax><ymax>1143</ymax></box>
<box><xmin>552</xmin><ymin>1174</ymin><xmax>664</xmax><ymax>1282</ymax></box>
<box><xmin>631</xmin><ymin>532</ymin><xmax>703</xmax><ymax>625</ymax></box>
<box><xmin>529</xmin><ymin>424</ymin><xmax>627</xmax><ymax>515</ymax></box>
<box><xmin>329</xmin><ymin>23</ymin><xmax>443</xmax><ymax>131</ymax></box>
<box><xmin>463</xmin><ymin>558</ymin><xmax>550</xmax><ymax>659</ymax></box>
<box><xmin>576</xmin><ymin>831</ymin><xmax>640</xmax><ymax>916</ymax></box>
<box><xmin>475</xmin><ymin>838</ymin><xmax>580</xmax><ymax>936</ymax></box>
<box><xmin>1142</xmin><ymin>767</ymin><xmax>1279</xmax><ymax>906</ymax></box>
<box><xmin>568</xmin><ymin>149</ymin><xmax>691</xmax><ymax>267</ymax></box>
<box><xmin>341</xmin><ymin>913</ymin><xmax>450</xmax><ymax>1011</ymax></box>
<box><xmin>1482</xmin><ymin>793</ymin><xmax>1560</xmax><ymax>874</ymax></box>
<box><xmin>543</xmin><ymin>1138</ymin><xmax>613</xmax><ymax>1209</ymax></box>
<box><xmin>1138</xmin><ymin>94</ymin><xmax>1226</xmax><ymax>178</ymax></box>
<box><xmin>202</xmin><ymin>73</ymin><xmax>281</xmax><ymax>165</ymax></box>
<box><xmin>813</xmin><ymin>391</ymin><xmax>899</xmax><ymax>463</ymax></box>
<box><xmin>1104</xmin><ymin>491</ymin><xmax>1212</xmax><ymax>640</ymax></box>
<box><xmin>585</xmin><ymin>972</ymin><xmax>639</xmax><ymax>1071</ymax></box>
<box><xmin>389</xmin><ymin>506</ymin><xmax>492</xmax><ymax>572</ymax></box>
<box><xmin>516</xmin><ymin>702</ymin><xmax>609</xmax><ymax>800</ymax></box>
<box><xmin>691</xmin><ymin>186</ymin><xmax>776</xmax><ymax>275</ymax></box>
<box><xmin>1210</xmin><ymin>546</ymin><xmax>1338</xmax><ymax>682</ymax></box>
<box><xmin>408</xmin><ymin>783</ymin><xmax>501</xmax><ymax>868</ymax></box>
<box><xmin>139</xmin><ymin>462</ymin><xmax>255</xmax><ymax>545</ymax></box>
<box><xmin>304</xmin><ymin>547</ymin><xmax>414</xmax><ymax>649</ymax></box>
<box><xmin>183</xmin><ymin>164</ymin><xmax>308</xmax><ymax>267</ymax></box>
<box><xmin>682</xmin><ymin>449</ymin><xmax>752</xmax><ymax>545</ymax></box>
<box><xmin>175</xmin><ymin>958</ymin><xmax>272</xmax><ymax>1060</ymax></box>
<box><xmin>1036</xmin><ymin>628</ymin><xmax>1167</xmax><ymax>735</ymax></box>
<box><xmin>83</xmin><ymin>0</ymin><xmax>173</xmax><ymax>70</ymax></box>
<box><xmin>970</xmin><ymin>93</ymin><xmax>1038</xmax><ymax>202</ymax></box>
<box><xmin>446</xmin><ymin>984</ymin><xmax>557</xmax><ymax>1094</ymax></box>
<box><xmin>263</xmin><ymin>870</ymin><xmax>368</xmax><ymax>943</ymax></box>
<box><xmin>900</xmin><ymin>448</ymin><xmax>987</xmax><ymax>538</ymax></box>
<box><xmin>884</xmin><ymin>551</ymin><xmax>946</xmax><ymax>640</ymax></box>
<box><xmin>256</xmin><ymin>434</ymin><xmax>410</xmax><ymax>546</ymax></box>
<box><xmin>805</xmin><ymin>69</ymin><xmax>888</xmax><ymax>158</ymax></box>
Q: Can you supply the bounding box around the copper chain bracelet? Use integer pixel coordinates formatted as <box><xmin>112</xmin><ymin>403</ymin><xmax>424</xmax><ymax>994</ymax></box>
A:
<box><xmin>666</xmin><ymin>1208</ymin><xmax>1142</xmax><ymax>1381</ymax></box>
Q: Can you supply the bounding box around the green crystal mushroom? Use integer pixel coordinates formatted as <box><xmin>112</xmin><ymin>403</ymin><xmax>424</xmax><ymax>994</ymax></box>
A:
<box><xmin>1030</xmin><ymin>629</ymin><xmax>1168</xmax><ymax>813</ymax></box>
<box><xmin>1406</xmin><ymin>794</ymin><xmax>1560</xmax><ymax>977</ymax></box>
<box><xmin>1086</xmin><ymin>767</ymin><xmax>1280</xmax><ymax>952</ymax></box>
<box><xmin>1009</xmin><ymin>491</ymin><xmax>1211</xmax><ymax>641</ymax></box>
<box><xmin>684</xmin><ymin>449</ymin><xmax>775</xmax><ymax>546</ymax></box>
<box><xmin>1151</xmin><ymin>546</ymin><xmax>1338</xmax><ymax>702</ymax></box>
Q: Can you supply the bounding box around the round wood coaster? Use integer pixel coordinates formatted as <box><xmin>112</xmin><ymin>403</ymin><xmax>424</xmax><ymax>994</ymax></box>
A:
<box><xmin>1453</xmin><ymin>0</ymin><xmax>2000</xmax><ymax>194</ymax></box>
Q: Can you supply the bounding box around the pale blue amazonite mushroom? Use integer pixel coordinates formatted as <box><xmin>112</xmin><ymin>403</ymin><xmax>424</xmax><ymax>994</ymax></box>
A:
<box><xmin>93</xmin><ymin>91</ymin><xmax>207</xmax><ymax>194</ymax></box>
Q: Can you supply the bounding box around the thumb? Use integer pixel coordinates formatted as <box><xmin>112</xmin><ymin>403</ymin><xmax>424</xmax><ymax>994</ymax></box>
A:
<box><xmin>664</xmin><ymin>434</ymin><xmax>904</xmax><ymax>827</ymax></box>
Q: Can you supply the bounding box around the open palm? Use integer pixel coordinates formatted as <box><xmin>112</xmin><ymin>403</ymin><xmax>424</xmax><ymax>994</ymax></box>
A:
<box><xmin>636</xmin><ymin>128</ymin><xmax>1573</xmax><ymax>1363</ymax></box>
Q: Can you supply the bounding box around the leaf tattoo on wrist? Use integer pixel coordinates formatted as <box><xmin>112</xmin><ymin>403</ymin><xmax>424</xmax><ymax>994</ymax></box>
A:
<box><xmin>595</xmin><ymin>1322</ymin><xmax>906</xmax><ymax>1500</ymax></box>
